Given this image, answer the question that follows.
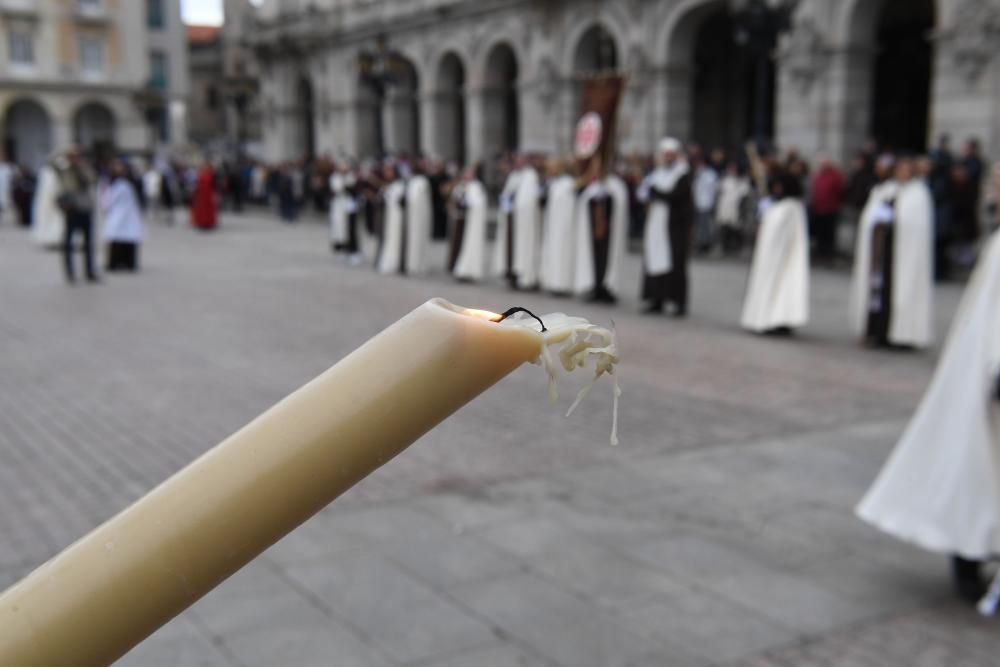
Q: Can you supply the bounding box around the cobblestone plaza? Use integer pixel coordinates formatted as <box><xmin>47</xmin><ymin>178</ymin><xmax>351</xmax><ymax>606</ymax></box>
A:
<box><xmin>2</xmin><ymin>215</ymin><xmax>998</xmax><ymax>665</ymax></box>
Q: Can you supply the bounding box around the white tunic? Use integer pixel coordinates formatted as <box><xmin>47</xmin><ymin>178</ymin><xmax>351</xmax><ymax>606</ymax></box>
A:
<box><xmin>512</xmin><ymin>167</ymin><xmax>542</xmax><ymax>289</ymax></box>
<box><xmin>376</xmin><ymin>180</ymin><xmax>407</xmax><ymax>274</ymax></box>
<box><xmin>716</xmin><ymin>175</ymin><xmax>750</xmax><ymax>227</ymax></box>
<box><xmin>452</xmin><ymin>180</ymin><xmax>488</xmax><ymax>281</ymax></box>
<box><xmin>492</xmin><ymin>169</ymin><xmax>521</xmax><ymax>278</ymax></box>
<box><xmin>740</xmin><ymin>198</ymin><xmax>810</xmax><ymax>332</ymax></box>
<box><xmin>329</xmin><ymin>172</ymin><xmax>357</xmax><ymax>245</ymax></box>
<box><xmin>573</xmin><ymin>175</ymin><xmax>629</xmax><ymax>297</ymax></box>
<box><xmin>539</xmin><ymin>175</ymin><xmax>577</xmax><ymax>293</ymax></box>
<box><xmin>405</xmin><ymin>175</ymin><xmax>432</xmax><ymax>275</ymax></box>
<box><xmin>849</xmin><ymin>179</ymin><xmax>933</xmax><ymax>347</ymax></box>
<box><xmin>857</xmin><ymin>230</ymin><xmax>1000</xmax><ymax>559</ymax></box>
<box><xmin>100</xmin><ymin>179</ymin><xmax>144</xmax><ymax>243</ymax></box>
<box><xmin>31</xmin><ymin>165</ymin><xmax>65</xmax><ymax>248</ymax></box>
<box><xmin>639</xmin><ymin>161</ymin><xmax>689</xmax><ymax>276</ymax></box>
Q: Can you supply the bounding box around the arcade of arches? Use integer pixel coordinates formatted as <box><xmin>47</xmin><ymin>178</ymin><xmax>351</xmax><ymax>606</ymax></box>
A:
<box><xmin>258</xmin><ymin>0</ymin><xmax>1000</xmax><ymax>166</ymax></box>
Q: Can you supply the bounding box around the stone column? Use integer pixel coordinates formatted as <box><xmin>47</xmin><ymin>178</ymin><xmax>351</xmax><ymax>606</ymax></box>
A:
<box><xmin>465</xmin><ymin>86</ymin><xmax>486</xmax><ymax>164</ymax></box>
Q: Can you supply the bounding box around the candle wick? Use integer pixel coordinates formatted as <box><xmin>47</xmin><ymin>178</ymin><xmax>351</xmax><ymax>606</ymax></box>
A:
<box><xmin>497</xmin><ymin>307</ymin><xmax>547</xmax><ymax>332</ymax></box>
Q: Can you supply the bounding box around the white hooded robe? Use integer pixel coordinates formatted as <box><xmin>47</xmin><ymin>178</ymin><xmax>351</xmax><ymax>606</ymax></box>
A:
<box><xmin>539</xmin><ymin>174</ymin><xmax>577</xmax><ymax>293</ymax></box>
<box><xmin>31</xmin><ymin>165</ymin><xmax>66</xmax><ymax>248</ymax></box>
<box><xmin>452</xmin><ymin>180</ymin><xmax>488</xmax><ymax>281</ymax></box>
<box><xmin>493</xmin><ymin>169</ymin><xmax>521</xmax><ymax>279</ymax></box>
<box><xmin>573</xmin><ymin>175</ymin><xmax>629</xmax><ymax>298</ymax></box>
<box><xmin>376</xmin><ymin>180</ymin><xmax>407</xmax><ymax>274</ymax></box>
<box><xmin>405</xmin><ymin>175</ymin><xmax>432</xmax><ymax>275</ymax></box>
<box><xmin>512</xmin><ymin>167</ymin><xmax>542</xmax><ymax>289</ymax></box>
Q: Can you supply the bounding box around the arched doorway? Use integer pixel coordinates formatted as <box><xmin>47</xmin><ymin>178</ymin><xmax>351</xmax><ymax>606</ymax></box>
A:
<box><xmin>573</xmin><ymin>24</ymin><xmax>619</xmax><ymax>74</ymax></box>
<box><xmin>483</xmin><ymin>43</ymin><xmax>519</xmax><ymax>157</ymax></box>
<box><xmin>356</xmin><ymin>77</ymin><xmax>383</xmax><ymax>158</ymax></box>
<box><xmin>436</xmin><ymin>52</ymin><xmax>466</xmax><ymax>164</ymax></box>
<box><xmin>385</xmin><ymin>58</ymin><xmax>420</xmax><ymax>156</ymax></box>
<box><xmin>3</xmin><ymin>99</ymin><xmax>52</xmax><ymax>171</ymax></box>
<box><xmin>296</xmin><ymin>77</ymin><xmax>316</xmax><ymax>160</ymax></box>
<box><xmin>74</xmin><ymin>102</ymin><xmax>116</xmax><ymax>164</ymax></box>
<box><xmin>871</xmin><ymin>0</ymin><xmax>934</xmax><ymax>152</ymax></box>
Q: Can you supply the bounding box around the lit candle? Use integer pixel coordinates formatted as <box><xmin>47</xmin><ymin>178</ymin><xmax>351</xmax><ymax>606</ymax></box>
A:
<box><xmin>0</xmin><ymin>299</ymin><xmax>618</xmax><ymax>667</ymax></box>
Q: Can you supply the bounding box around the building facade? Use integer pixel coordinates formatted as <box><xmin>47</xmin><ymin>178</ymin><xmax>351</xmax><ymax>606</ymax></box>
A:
<box><xmin>250</xmin><ymin>0</ymin><xmax>1000</xmax><ymax>166</ymax></box>
<box><xmin>0</xmin><ymin>0</ymin><xmax>189</xmax><ymax>171</ymax></box>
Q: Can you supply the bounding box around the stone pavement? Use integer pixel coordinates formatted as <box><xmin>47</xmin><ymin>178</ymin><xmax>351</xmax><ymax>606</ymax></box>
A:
<box><xmin>0</xmin><ymin>212</ymin><xmax>996</xmax><ymax>666</ymax></box>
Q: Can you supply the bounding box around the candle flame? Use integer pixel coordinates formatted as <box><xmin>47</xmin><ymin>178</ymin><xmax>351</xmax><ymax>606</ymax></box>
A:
<box><xmin>463</xmin><ymin>308</ymin><xmax>503</xmax><ymax>322</ymax></box>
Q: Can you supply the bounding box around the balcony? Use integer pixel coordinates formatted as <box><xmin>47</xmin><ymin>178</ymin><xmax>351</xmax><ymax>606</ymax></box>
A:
<box><xmin>0</xmin><ymin>0</ymin><xmax>40</xmax><ymax>20</ymax></box>
<box><xmin>73</xmin><ymin>0</ymin><xmax>111</xmax><ymax>26</ymax></box>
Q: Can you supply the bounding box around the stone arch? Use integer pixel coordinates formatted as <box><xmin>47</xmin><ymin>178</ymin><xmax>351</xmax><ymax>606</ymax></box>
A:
<box><xmin>3</xmin><ymin>98</ymin><xmax>53</xmax><ymax>171</ymax></box>
<box><xmin>481</xmin><ymin>41</ymin><xmax>520</xmax><ymax>157</ymax></box>
<box><xmin>433</xmin><ymin>51</ymin><xmax>467</xmax><ymax>163</ymax></box>
<box><xmin>572</xmin><ymin>23</ymin><xmax>620</xmax><ymax>75</ymax></box>
<box><xmin>73</xmin><ymin>100</ymin><xmax>116</xmax><ymax>163</ymax></box>
<box><xmin>561</xmin><ymin>10</ymin><xmax>630</xmax><ymax>76</ymax></box>
<box><xmin>384</xmin><ymin>55</ymin><xmax>421</xmax><ymax>156</ymax></box>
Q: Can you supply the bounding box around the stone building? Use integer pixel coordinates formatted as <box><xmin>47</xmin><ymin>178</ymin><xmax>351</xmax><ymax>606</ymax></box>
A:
<box><xmin>0</xmin><ymin>0</ymin><xmax>190</xmax><ymax>171</ymax></box>
<box><xmin>250</xmin><ymin>0</ymin><xmax>1000</xmax><ymax>166</ymax></box>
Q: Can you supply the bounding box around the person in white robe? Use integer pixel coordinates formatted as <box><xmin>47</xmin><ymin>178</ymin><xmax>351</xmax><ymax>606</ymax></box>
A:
<box><xmin>375</xmin><ymin>164</ymin><xmax>408</xmax><ymax>275</ymax></box>
<box><xmin>329</xmin><ymin>164</ymin><xmax>361</xmax><ymax>263</ymax></box>
<box><xmin>0</xmin><ymin>155</ymin><xmax>13</xmax><ymax>225</ymax></box>
<box><xmin>849</xmin><ymin>156</ymin><xmax>933</xmax><ymax>348</ymax></box>
<box><xmin>31</xmin><ymin>160</ymin><xmax>66</xmax><ymax>248</ymax></box>
<box><xmin>100</xmin><ymin>160</ymin><xmax>144</xmax><ymax>272</ymax></box>
<box><xmin>857</xmin><ymin>227</ymin><xmax>1000</xmax><ymax>605</ymax></box>
<box><xmin>573</xmin><ymin>171</ymin><xmax>628</xmax><ymax>303</ymax></box>
<box><xmin>740</xmin><ymin>172</ymin><xmax>810</xmax><ymax>333</ymax></box>
<box><xmin>716</xmin><ymin>162</ymin><xmax>752</xmax><ymax>255</ymax></box>
<box><xmin>638</xmin><ymin>137</ymin><xmax>693</xmax><ymax>316</ymax></box>
<box><xmin>511</xmin><ymin>156</ymin><xmax>543</xmax><ymax>290</ymax></box>
<box><xmin>493</xmin><ymin>159</ymin><xmax>522</xmax><ymax>285</ymax></box>
<box><xmin>404</xmin><ymin>168</ymin><xmax>432</xmax><ymax>276</ymax></box>
<box><xmin>539</xmin><ymin>158</ymin><xmax>577</xmax><ymax>295</ymax></box>
<box><xmin>450</xmin><ymin>164</ymin><xmax>488</xmax><ymax>282</ymax></box>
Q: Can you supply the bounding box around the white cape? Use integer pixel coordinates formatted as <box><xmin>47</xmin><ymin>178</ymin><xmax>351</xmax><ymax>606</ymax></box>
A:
<box><xmin>329</xmin><ymin>173</ymin><xmax>354</xmax><ymax>245</ymax></box>
<box><xmin>640</xmin><ymin>161</ymin><xmax>689</xmax><ymax>276</ymax></box>
<box><xmin>539</xmin><ymin>175</ymin><xmax>577</xmax><ymax>293</ymax></box>
<box><xmin>740</xmin><ymin>198</ymin><xmax>810</xmax><ymax>332</ymax></box>
<box><xmin>32</xmin><ymin>165</ymin><xmax>65</xmax><ymax>248</ymax></box>
<box><xmin>857</xmin><ymin>230</ymin><xmax>1000</xmax><ymax>559</ymax></box>
<box><xmin>512</xmin><ymin>168</ymin><xmax>542</xmax><ymax>289</ymax></box>
<box><xmin>849</xmin><ymin>180</ymin><xmax>933</xmax><ymax>347</ymax></box>
<box><xmin>492</xmin><ymin>170</ymin><xmax>521</xmax><ymax>279</ymax></box>
<box><xmin>453</xmin><ymin>180</ymin><xmax>488</xmax><ymax>281</ymax></box>
<box><xmin>100</xmin><ymin>179</ymin><xmax>144</xmax><ymax>243</ymax></box>
<box><xmin>573</xmin><ymin>175</ymin><xmax>629</xmax><ymax>297</ymax></box>
<box><xmin>405</xmin><ymin>175</ymin><xmax>432</xmax><ymax>275</ymax></box>
<box><xmin>376</xmin><ymin>180</ymin><xmax>407</xmax><ymax>274</ymax></box>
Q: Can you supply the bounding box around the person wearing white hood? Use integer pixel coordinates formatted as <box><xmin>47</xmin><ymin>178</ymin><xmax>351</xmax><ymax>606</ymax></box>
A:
<box><xmin>638</xmin><ymin>137</ymin><xmax>693</xmax><ymax>316</ymax></box>
<box><xmin>31</xmin><ymin>155</ymin><xmax>66</xmax><ymax>248</ymax></box>
<box><xmin>573</xmin><ymin>162</ymin><xmax>629</xmax><ymax>304</ymax></box>
<box><xmin>857</xmin><ymin>225</ymin><xmax>1000</xmax><ymax>610</ymax></box>
<box><xmin>375</xmin><ymin>163</ymin><xmax>408</xmax><ymax>275</ymax></box>
<box><xmin>329</xmin><ymin>161</ymin><xmax>362</xmax><ymax>264</ymax></box>
<box><xmin>449</xmin><ymin>163</ymin><xmax>488</xmax><ymax>282</ymax></box>
<box><xmin>493</xmin><ymin>156</ymin><xmax>522</xmax><ymax>286</ymax></box>
<box><xmin>849</xmin><ymin>155</ymin><xmax>934</xmax><ymax>348</ymax></box>
<box><xmin>740</xmin><ymin>170</ymin><xmax>810</xmax><ymax>334</ymax></box>
<box><xmin>101</xmin><ymin>160</ymin><xmax>144</xmax><ymax>272</ymax></box>
<box><xmin>404</xmin><ymin>162</ymin><xmax>433</xmax><ymax>276</ymax></box>
<box><xmin>539</xmin><ymin>157</ymin><xmax>577</xmax><ymax>295</ymax></box>
<box><xmin>510</xmin><ymin>153</ymin><xmax>543</xmax><ymax>290</ymax></box>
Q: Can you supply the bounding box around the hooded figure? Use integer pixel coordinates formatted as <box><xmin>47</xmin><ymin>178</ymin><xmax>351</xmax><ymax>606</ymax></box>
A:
<box><xmin>376</xmin><ymin>164</ymin><xmax>408</xmax><ymax>275</ymax></box>
<box><xmin>404</xmin><ymin>167</ymin><xmax>433</xmax><ymax>276</ymax></box>
<box><xmin>31</xmin><ymin>158</ymin><xmax>66</xmax><ymax>248</ymax></box>
<box><xmin>450</xmin><ymin>164</ymin><xmax>489</xmax><ymax>282</ymax></box>
<box><xmin>539</xmin><ymin>159</ymin><xmax>577</xmax><ymax>294</ymax></box>
<box><xmin>573</xmin><ymin>172</ymin><xmax>629</xmax><ymax>303</ymax></box>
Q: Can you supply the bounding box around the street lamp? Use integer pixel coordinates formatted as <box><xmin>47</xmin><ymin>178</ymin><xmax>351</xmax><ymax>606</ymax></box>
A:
<box><xmin>357</xmin><ymin>35</ymin><xmax>407</xmax><ymax>157</ymax></box>
<box><xmin>730</xmin><ymin>0</ymin><xmax>798</xmax><ymax>149</ymax></box>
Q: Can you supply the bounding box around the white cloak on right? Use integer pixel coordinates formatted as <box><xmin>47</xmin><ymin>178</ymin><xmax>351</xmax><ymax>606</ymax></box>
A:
<box><xmin>376</xmin><ymin>180</ymin><xmax>407</xmax><ymax>274</ymax></box>
<box><xmin>573</xmin><ymin>175</ymin><xmax>629</xmax><ymax>297</ymax></box>
<box><xmin>492</xmin><ymin>169</ymin><xmax>521</xmax><ymax>279</ymax></box>
<box><xmin>857</xmin><ymin>230</ymin><xmax>1000</xmax><ymax>560</ymax></box>
<box><xmin>452</xmin><ymin>180</ymin><xmax>488</xmax><ymax>281</ymax></box>
<box><xmin>539</xmin><ymin>174</ymin><xmax>577</xmax><ymax>293</ymax></box>
<box><xmin>512</xmin><ymin>167</ymin><xmax>542</xmax><ymax>289</ymax></box>
<box><xmin>740</xmin><ymin>198</ymin><xmax>810</xmax><ymax>332</ymax></box>
<box><xmin>639</xmin><ymin>161</ymin><xmax>690</xmax><ymax>277</ymax></box>
<box><xmin>32</xmin><ymin>165</ymin><xmax>65</xmax><ymax>248</ymax></box>
<box><xmin>849</xmin><ymin>179</ymin><xmax>933</xmax><ymax>347</ymax></box>
<box><xmin>405</xmin><ymin>175</ymin><xmax>432</xmax><ymax>275</ymax></box>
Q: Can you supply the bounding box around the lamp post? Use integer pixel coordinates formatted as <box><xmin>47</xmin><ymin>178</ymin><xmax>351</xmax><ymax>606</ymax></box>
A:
<box><xmin>357</xmin><ymin>35</ymin><xmax>407</xmax><ymax>158</ymax></box>
<box><xmin>731</xmin><ymin>0</ymin><xmax>797</xmax><ymax>149</ymax></box>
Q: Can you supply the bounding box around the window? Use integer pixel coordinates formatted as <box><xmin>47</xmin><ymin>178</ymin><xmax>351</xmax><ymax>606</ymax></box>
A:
<box><xmin>77</xmin><ymin>0</ymin><xmax>102</xmax><ymax>13</ymax></box>
<box><xmin>147</xmin><ymin>0</ymin><xmax>165</xmax><ymax>30</ymax></box>
<box><xmin>207</xmin><ymin>85</ymin><xmax>219</xmax><ymax>110</ymax></box>
<box><xmin>150</xmin><ymin>51</ymin><xmax>168</xmax><ymax>90</ymax></box>
<box><xmin>8</xmin><ymin>29</ymin><xmax>33</xmax><ymax>66</ymax></box>
<box><xmin>79</xmin><ymin>36</ymin><xmax>104</xmax><ymax>75</ymax></box>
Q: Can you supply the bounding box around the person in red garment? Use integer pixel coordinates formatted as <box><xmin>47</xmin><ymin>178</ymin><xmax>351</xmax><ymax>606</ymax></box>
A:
<box><xmin>191</xmin><ymin>162</ymin><xmax>218</xmax><ymax>230</ymax></box>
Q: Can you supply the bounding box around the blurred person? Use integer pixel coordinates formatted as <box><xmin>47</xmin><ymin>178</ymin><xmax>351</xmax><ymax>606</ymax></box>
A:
<box><xmin>427</xmin><ymin>158</ymin><xmax>449</xmax><ymax>240</ymax></box>
<box><xmin>849</xmin><ymin>156</ymin><xmax>933</xmax><ymax>349</ymax></box>
<box><xmin>250</xmin><ymin>162</ymin><xmax>268</xmax><ymax>204</ymax></box>
<box><xmin>142</xmin><ymin>163</ymin><xmax>162</xmax><ymax>220</ymax></box>
<box><xmin>538</xmin><ymin>157</ymin><xmax>577</xmax><ymax>295</ymax></box>
<box><xmin>638</xmin><ymin>137</ymin><xmax>693</xmax><ymax>316</ymax></box>
<box><xmin>845</xmin><ymin>150</ymin><xmax>877</xmax><ymax>213</ymax></box>
<box><xmin>277</xmin><ymin>163</ymin><xmax>298</xmax><ymax>223</ymax></box>
<box><xmin>0</xmin><ymin>152</ymin><xmax>12</xmax><ymax>225</ymax></box>
<box><xmin>690</xmin><ymin>147</ymin><xmax>719</xmax><ymax>254</ymax></box>
<box><xmin>31</xmin><ymin>157</ymin><xmax>66</xmax><ymax>248</ymax></box>
<box><xmin>741</xmin><ymin>171</ymin><xmax>810</xmax><ymax>334</ymax></box>
<box><xmin>101</xmin><ymin>159</ymin><xmax>144</xmax><ymax>272</ymax></box>
<box><xmin>53</xmin><ymin>146</ymin><xmax>98</xmax><ymax>283</ymax></box>
<box><xmin>329</xmin><ymin>162</ymin><xmax>362</xmax><ymax>263</ymax></box>
<box><xmin>404</xmin><ymin>161</ymin><xmax>433</xmax><ymax>275</ymax></box>
<box><xmin>715</xmin><ymin>161</ymin><xmax>751</xmax><ymax>256</ymax></box>
<box><xmin>492</xmin><ymin>156</ymin><xmax>521</xmax><ymax>286</ymax></box>
<box><xmin>511</xmin><ymin>153</ymin><xmax>543</xmax><ymax>290</ymax></box>
<box><xmin>12</xmin><ymin>165</ymin><xmax>35</xmax><ymax>227</ymax></box>
<box><xmin>191</xmin><ymin>161</ymin><xmax>218</xmax><ymax>231</ymax></box>
<box><xmin>450</xmin><ymin>163</ymin><xmax>488</xmax><ymax>282</ymax></box>
<box><xmin>809</xmin><ymin>155</ymin><xmax>845</xmax><ymax>263</ymax></box>
<box><xmin>963</xmin><ymin>138</ymin><xmax>984</xmax><ymax>196</ymax></box>
<box><xmin>857</xmin><ymin>225</ymin><xmax>1000</xmax><ymax>607</ymax></box>
<box><xmin>375</xmin><ymin>163</ymin><xmax>408</xmax><ymax>274</ymax></box>
<box><xmin>949</xmin><ymin>163</ymin><xmax>980</xmax><ymax>270</ymax></box>
<box><xmin>574</xmin><ymin>160</ymin><xmax>628</xmax><ymax>304</ymax></box>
